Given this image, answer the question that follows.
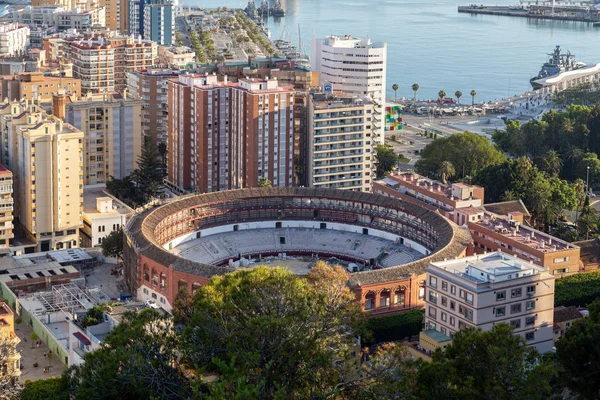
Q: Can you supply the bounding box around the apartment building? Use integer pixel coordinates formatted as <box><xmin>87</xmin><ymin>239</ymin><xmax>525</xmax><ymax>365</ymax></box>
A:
<box><xmin>98</xmin><ymin>0</ymin><xmax>120</xmax><ymax>31</ymax></box>
<box><xmin>0</xmin><ymin>72</ymin><xmax>80</xmax><ymax>102</ymax></box>
<box><xmin>127</xmin><ymin>68</ymin><xmax>178</xmax><ymax>148</ymax></box>
<box><xmin>143</xmin><ymin>3</ymin><xmax>173</xmax><ymax>45</ymax></box>
<box><xmin>0</xmin><ymin>165</ymin><xmax>14</xmax><ymax>249</ymax></box>
<box><xmin>9</xmin><ymin>113</ymin><xmax>83</xmax><ymax>252</ymax></box>
<box><xmin>157</xmin><ymin>45</ymin><xmax>194</xmax><ymax>68</ymax></box>
<box><xmin>0</xmin><ymin>23</ymin><xmax>29</xmax><ymax>57</ymax></box>
<box><xmin>307</xmin><ymin>91</ymin><xmax>374</xmax><ymax>192</ymax></box>
<box><xmin>373</xmin><ymin>172</ymin><xmax>485</xmax><ymax>216</ymax></box>
<box><xmin>129</xmin><ymin>0</ymin><xmax>170</xmax><ymax>37</ymax></box>
<box><xmin>167</xmin><ymin>74</ymin><xmax>294</xmax><ymax>192</ymax></box>
<box><xmin>0</xmin><ymin>302</ymin><xmax>21</xmax><ymax>384</ymax></box>
<box><xmin>4</xmin><ymin>6</ymin><xmax>105</xmax><ymax>31</ymax></box>
<box><xmin>311</xmin><ymin>35</ymin><xmax>387</xmax><ymax>143</ymax></box>
<box><xmin>70</xmin><ymin>34</ymin><xmax>157</xmax><ymax>94</ymax></box>
<box><xmin>453</xmin><ymin>207</ymin><xmax>581</xmax><ymax>276</ymax></box>
<box><xmin>57</xmin><ymin>92</ymin><xmax>144</xmax><ymax>185</ymax></box>
<box><xmin>424</xmin><ymin>251</ymin><xmax>555</xmax><ymax>353</ymax></box>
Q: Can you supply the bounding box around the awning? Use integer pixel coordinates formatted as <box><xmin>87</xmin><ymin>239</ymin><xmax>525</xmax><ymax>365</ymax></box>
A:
<box><xmin>73</xmin><ymin>331</ymin><xmax>91</xmax><ymax>346</ymax></box>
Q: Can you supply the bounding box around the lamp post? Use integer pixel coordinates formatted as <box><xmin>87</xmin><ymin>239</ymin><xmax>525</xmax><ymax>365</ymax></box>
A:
<box><xmin>587</xmin><ymin>165</ymin><xmax>591</xmax><ymax>195</ymax></box>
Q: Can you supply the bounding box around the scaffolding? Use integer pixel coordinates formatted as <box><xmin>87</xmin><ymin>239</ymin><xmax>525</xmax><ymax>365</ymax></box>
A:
<box><xmin>32</xmin><ymin>283</ymin><xmax>109</xmax><ymax>315</ymax></box>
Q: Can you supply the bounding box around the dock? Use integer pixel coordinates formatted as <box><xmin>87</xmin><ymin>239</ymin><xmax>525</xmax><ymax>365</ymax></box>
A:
<box><xmin>458</xmin><ymin>5</ymin><xmax>600</xmax><ymax>23</ymax></box>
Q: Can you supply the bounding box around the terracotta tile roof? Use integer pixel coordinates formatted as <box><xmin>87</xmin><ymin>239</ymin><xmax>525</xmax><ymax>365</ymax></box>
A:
<box><xmin>481</xmin><ymin>200</ymin><xmax>531</xmax><ymax>218</ymax></box>
<box><xmin>554</xmin><ymin>306</ymin><xmax>584</xmax><ymax>324</ymax></box>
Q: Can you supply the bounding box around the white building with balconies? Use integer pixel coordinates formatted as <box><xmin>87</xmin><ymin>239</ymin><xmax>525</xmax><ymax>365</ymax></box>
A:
<box><xmin>423</xmin><ymin>251</ymin><xmax>555</xmax><ymax>353</ymax></box>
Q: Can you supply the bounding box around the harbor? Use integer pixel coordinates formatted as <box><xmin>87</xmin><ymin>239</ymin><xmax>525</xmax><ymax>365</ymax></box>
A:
<box><xmin>458</xmin><ymin>2</ymin><xmax>600</xmax><ymax>23</ymax></box>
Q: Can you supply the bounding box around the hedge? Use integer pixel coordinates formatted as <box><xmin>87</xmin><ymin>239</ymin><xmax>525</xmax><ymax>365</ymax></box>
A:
<box><xmin>555</xmin><ymin>271</ymin><xmax>600</xmax><ymax>307</ymax></box>
<box><xmin>365</xmin><ymin>309</ymin><xmax>424</xmax><ymax>345</ymax></box>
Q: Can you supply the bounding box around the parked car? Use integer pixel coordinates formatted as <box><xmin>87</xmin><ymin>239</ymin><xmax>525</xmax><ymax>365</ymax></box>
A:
<box><xmin>144</xmin><ymin>300</ymin><xmax>159</xmax><ymax>309</ymax></box>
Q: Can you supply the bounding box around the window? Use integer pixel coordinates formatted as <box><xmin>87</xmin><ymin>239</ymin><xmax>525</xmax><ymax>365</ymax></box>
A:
<box><xmin>429</xmin><ymin>276</ymin><xmax>437</xmax><ymax>289</ymax></box>
<box><xmin>466</xmin><ymin>293</ymin><xmax>474</xmax><ymax>305</ymax></box>
<box><xmin>429</xmin><ymin>307</ymin><xmax>437</xmax><ymax>319</ymax></box>
<box><xmin>526</xmin><ymin>285</ymin><xmax>536</xmax><ymax>296</ymax></box>
<box><xmin>450</xmin><ymin>300</ymin><xmax>456</xmax><ymax>310</ymax></box>
<box><xmin>526</xmin><ymin>301</ymin><xmax>535</xmax><ymax>310</ymax></box>
<box><xmin>442</xmin><ymin>281</ymin><xmax>448</xmax><ymax>291</ymax></box>
<box><xmin>511</xmin><ymin>303</ymin><xmax>522</xmax><ymax>314</ymax></box>
<box><xmin>511</xmin><ymin>288</ymin><xmax>522</xmax><ymax>298</ymax></box>
<box><xmin>441</xmin><ymin>312</ymin><xmax>447</xmax><ymax>322</ymax></box>
<box><xmin>496</xmin><ymin>291</ymin><xmax>506</xmax><ymax>301</ymax></box>
<box><xmin>566</xmin><ymin>322</ymin><xmax>571</xmax><ymax>328</ymax></box>
<box><xmin>450</xmin><ymin>316</ymin><xmax>455</xmax><ymax>326</ymax></box>
<box><xmin>450</xmin><ymin>285</ymin><xmax>456</xmax><ymax>295</ymax></box>
<box><xmin>429</xmin><ymin>291</ymin><xmax>438</xmax><ymax>304</ymax></box>
<box><xmin>365</xmin><ymin>292</ymin><xmax>375</xmax><ymax>310</ymax></box>
<box><xmin>418</xmin><ymin>287</ymin><xmax>425</xmax><ymax>300</ymax></box>
<box><xmin>459</xmin><ymin>289</ymin><xmax>465</xmax><ymax>299</ymax></box>
<box><xmin>525</xmin><ymin>331</ymin><xmax>535</xmax><ymax>341</ymax></box>
<box><xmin>496</xmin><ymin>307</ymin><xmax>506</xmax><ymax>317</ymax></box>
<box><xmin>525</xmin><ymin>316</ymin><xmax>535</xmax><ymax>326</ymax></box>
<box><xmin>441</xmin><ymin>296</ymin><xmax>447</xmax><ymax>306</ymax></box>
<box><xmin>510</xmin><ymin>319</ymin><xmax>521</xmax><ymax>329</ymax></box>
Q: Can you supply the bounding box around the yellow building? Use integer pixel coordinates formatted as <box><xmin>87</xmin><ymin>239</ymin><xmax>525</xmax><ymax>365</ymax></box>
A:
<box><xmin>0</xmin><ymin>302</ymin><xmax>21</xmax><ymax>386</ymax></box>
<box><xmin>11</xmin><ymin>113</ymin><xmax>84</xmax><ymax>252</ymax></box>
<box><xmin>0</xmin><ymin>165</ymin><xmax>14</xmax><ymax>249</ymax></box>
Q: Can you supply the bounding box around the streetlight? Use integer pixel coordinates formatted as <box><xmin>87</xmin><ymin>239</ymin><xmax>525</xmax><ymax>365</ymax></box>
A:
<box><xmin>587</xmin><ymin>165</ymin><xmax>591</xmax><ymax>195</ymax></box>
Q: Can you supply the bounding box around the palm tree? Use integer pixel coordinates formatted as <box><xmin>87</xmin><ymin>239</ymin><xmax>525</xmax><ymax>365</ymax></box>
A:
<box><xmin>455</xmin><ymin>90</ymin><xmax>462</xmax><ymax>104</ymax></box>
<box><xmin>411</xmin><ymin>83</ymin><xmax>419</xmax><ymax>101</ymax></box>
<box><xmin>438</xmin><ymin>90</ymin><xmax>446</xmax><ymax>102</ymax></box>
<box><xmin>470</xmin><ymin>90</ymin><xmax>477</xmax><ymax>106</ymax></box>
<box><xmin>438</xmin><ymin>161</ymin><xmax>455</xmax><ymax>184</ymax></box>
<box><xmin>545</xmin><ymin>150</ymin><xmax>563</xmax><ymax>176</ymax></box>
<box><xmin>392</xmin><ymin>83</ymin><xmax>399</xmax><ymax>103</ymax></box>
<box><xmin>501</xmin><ymin>190</ymin><xmax>519</xmax><ymax>202</ymax></box>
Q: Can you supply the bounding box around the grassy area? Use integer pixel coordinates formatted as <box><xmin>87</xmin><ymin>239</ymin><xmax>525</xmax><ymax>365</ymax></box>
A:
<box><xmin>398</xmin><ymin>155</ymin><xmax>410</xmax><ymax>163</ymax></box>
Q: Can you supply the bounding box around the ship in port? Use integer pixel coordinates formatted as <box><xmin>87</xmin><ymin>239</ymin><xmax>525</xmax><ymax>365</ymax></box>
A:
<box><xmin>270</xmin><ymin>0</ymin><xmax>285</xmax><ymax>16</ymax></box>
<box><xmin>258</xmin><ymin>0</ymin><xmax>270</xmax><ymax>18</ymax></box>
<box><xmin>530</xmin><ymin>45</ymin><xmax>600</xmax><ymax>90</ymax></box>
<box><xmin>244</xmin><ymin>0</ymin><xmax>258</xmax><ymax>20</ymax></box>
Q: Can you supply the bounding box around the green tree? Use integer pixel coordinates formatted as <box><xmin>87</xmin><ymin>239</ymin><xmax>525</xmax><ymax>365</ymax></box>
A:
<box><xmin>438</xmin><ymin>90</ymin><xmax>446</xmax><ymax>102</ymax></box>
<box><xmin>577</xmin><ymin>153</ymin><xmax>600</xmax><ymax>188</ymax></box>
<box><xmin>556</xmin><ymin>298</ymin><xmax>600</xmax><ymax>399</ymax></box>
<box><xmin>29</xmin><ymin>332</ymin><xmax>37</xmax><ymax>348</ymax></box>
<box><xmin>20</xmin><ymin>377</ymin><xmax>69</xmax><ymax>400</ymax></box>
<box><xmin>392</xmin><ymin>83</ymin><xmax>399</xmax><ymax>102</ymax></box>
<box><xmin>100</xmin><ymin>227</ymin><xmax>124</xmax><ymax>262</ymax></box>
<box><xmin>181</xmin><ymin>263</ymin><xmax>362</xmax><ymax>399</ymax></box>
<box><xmin>416</xmin><ymin>324</ymin><xmax>555</xmax><ymax>399</ymax></box>
<box><xmin>65</xmin><ymin>309</ymin><xmax>190</xmax><ymax>400</ymax></box>
<box><xmin>257</xmin><ymin>177</ymin><xmax>272</xmax><ymax>188</ymax></box>
<box><xmin>578</xmin><ymin>202</ymin><xmax>599</xmax><ymax>239</ymax></box>
<box><xmin>134</xmin><ymin>135</ymin><xmax>164</xmax><ymax>201</ymax></box>
<box><xmin>470</xmin><ymin>89</ymin><xmax>476</xmax><ymax>106</ymax></box>
<box><xmin>411</xmin><ymin>83</ymin><xmax>419</xmax><ymax>101</ymax></box>
<box><xmin>415</xmin><ymin>131</ymin><xmax>506</xmax><ymax>179</ymax></box>
<box><xmin>438</xmin><ymin>161</ymin><xmax>455</xmax><ymax>184</ymax></box>
<box><xmin>375</xmin><ymin>144</ymin><xmax>400</xmax><ymax>177</ymax></box>
<box><xmin>454</xmin><ymin>90</ymin><xmax>462</xmax><ymax>104</ymax></box>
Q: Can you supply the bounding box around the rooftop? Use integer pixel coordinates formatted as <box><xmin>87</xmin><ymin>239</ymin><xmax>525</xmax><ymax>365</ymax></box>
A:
<box><xmin>472</xmin><ymin>210</ymin><xmax>576</xmax><ymax>253</ymax></box>
<box><xmin>421</xmin><ymin>329</ymin><xmax>452</xmax><ymax>343</ymax></box>
<box><xmin>481</xmin><ymin>199</ymin><xmax>531</xmax><ymax>219</ymax></box>
<box><xmin>83</xmin><ymin>185</ymin><xmax>133</xmax><ymax>217</ymax></box>
<box><xmin>14</xmin><ymin>248</ymin><xmax>92</xmax><ymax>265</ymax></box>
<box><xmin>0</xmin><ymin>257</ymin><xmax>79</xmax><ymax>284</ymax></box>
<box><xmin>429</xmin><ymin>251</ymin><xmax>548</xmax><ymax>285</ymax></box>
<box><xmin>554</xmin><ymin>305</ymin><xmax>585</xmax><ymax>324</ymax></box>
<box><xmin>311</xmin><ymin>92</ymin><xmax>373</xmax><ymax>109</ymax></box>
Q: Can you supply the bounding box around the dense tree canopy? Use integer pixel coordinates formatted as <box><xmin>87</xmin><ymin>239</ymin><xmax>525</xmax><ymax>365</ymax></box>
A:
<box><xmin>375</xmin><ymin>144</ymin><xmax>400</xmax><ymax>177</ymax></box>
<box><xmin>100</xmin><ymin>227</ymin><xmax>123</xmax><ymax>261</ymax></box>
<box><xmin>415</xmin><ymin>131</ymin><xmax>505</xmax><ymax>179</ymax></box>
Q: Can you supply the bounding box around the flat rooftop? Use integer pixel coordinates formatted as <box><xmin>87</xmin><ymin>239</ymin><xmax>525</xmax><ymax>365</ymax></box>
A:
<box><xmin>429</xmin><ymin>251</ymin><xmax>547</xmax><ymax>284</ymax></box>
<box><xmin>14</xmin><ymin>248</ymin><xmax>92</xmax><ymax>265</ymax></box>
<box><xmin>421</xmin><ymin>329</ymin><xmax>452</xmax><ymax>343</ymax></box>
<box><xmin>0</xmin><ymin>258</ymin><xmax>78</xmax><ymax>284</ymax></box>
<box><xmin>380</xmin><ymin>172</ymin><xmax>483</xmax><ymax>202</ymax></box>
<box><xmin>83</xmin><ymin>185</ymin><xmax>133</xmax><ymax>217</ymax></box>
<box><xmin>473</xmin><ymin>211</ymin><xmax>576</xmax><ymax>253</ymax></box>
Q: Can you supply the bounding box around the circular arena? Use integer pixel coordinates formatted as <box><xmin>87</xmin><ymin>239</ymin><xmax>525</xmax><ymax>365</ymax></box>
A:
<box><xmin>124</xmin><ymin>188</ymin><xmax>472</xmax><ymax>313</ymax></box>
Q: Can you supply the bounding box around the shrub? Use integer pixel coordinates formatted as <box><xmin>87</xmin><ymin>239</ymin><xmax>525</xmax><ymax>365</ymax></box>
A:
<box><xmin>364</xmin><ymin>309</ymin><xmax>424</xmax><ymax>345</ymax></box>
<box><xmin>555</xmin><ymin>271</ymin><xmax>600</xmax><ymax>307</ymax></box>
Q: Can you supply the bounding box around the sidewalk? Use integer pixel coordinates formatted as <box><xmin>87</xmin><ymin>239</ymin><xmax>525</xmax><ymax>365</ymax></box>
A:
<box><xmin>14</xmin><ymin>321</ymin><xmax>65</xmax><ymax>382</ymax></box>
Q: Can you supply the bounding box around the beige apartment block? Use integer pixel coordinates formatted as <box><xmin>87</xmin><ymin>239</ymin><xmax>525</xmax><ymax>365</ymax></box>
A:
<box><xmin>0</xmin><ymin>165</ymin><xmax>14</xmax><ymax>249</ymax></box>
<box><xmin>10</xmin><ymin>114</ymin><xmax>83</xmax><ymax>252</ymax></box>
<box><xmin>307</xmin><ymin>91</ymin><xmax>374</xmax><ymax>192</ymax></box>
<box><xmin>0</xmin><ymin>72</ymin><xmax>81</xmax><ymax>102</ymax></box>
<box><xmin>0</xmin><ymin>23</ymin><xmax>29</xmax><ymax>57</ymax></box>
<box><xmin>424</xmin><ymin>251</ymin><xmax>555</xmax><ymax>354</ymax></box>
<box><xmin>56</xmin><ymin>92</ymin><xmax>144</xmax><ymax>185</ymax></box>
<box><xmin>127</xmin><ymin>68</ymin><xmax>179</xmax><ymax>149</ymax></box>
<box><xmin>157</xmin><ymin>45</ymin><xmax>195</xmax><ymax>69</ymax></box>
